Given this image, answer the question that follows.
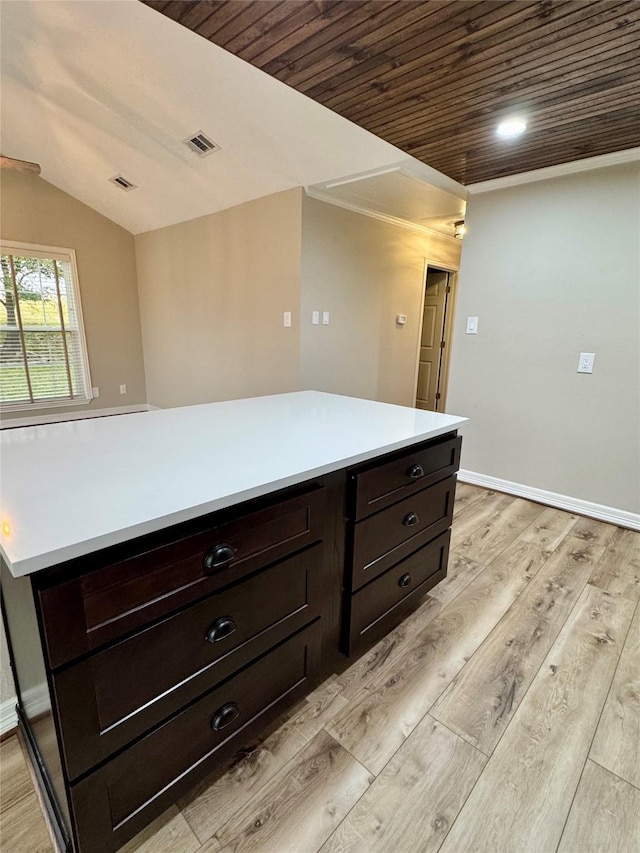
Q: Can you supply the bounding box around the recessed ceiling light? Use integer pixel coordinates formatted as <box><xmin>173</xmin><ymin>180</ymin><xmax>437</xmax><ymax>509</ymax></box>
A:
<box><xmin>496</xmin><ymin>117</ymin><xmax>527</xmax><ymax>139</ymax></box>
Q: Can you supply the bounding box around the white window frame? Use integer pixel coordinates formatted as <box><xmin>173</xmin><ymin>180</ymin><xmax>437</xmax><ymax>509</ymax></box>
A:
<box><xmin>0</xmin><ymin>240</ymin><xmax>93</xmax><ymax>411</ymax></box>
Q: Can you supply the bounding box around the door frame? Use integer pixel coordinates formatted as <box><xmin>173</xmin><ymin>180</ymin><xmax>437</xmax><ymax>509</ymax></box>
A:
<box><xmin>412</xmin><ymin>259</ymin><xmax>459</xmax><ymax>412</ymax></box>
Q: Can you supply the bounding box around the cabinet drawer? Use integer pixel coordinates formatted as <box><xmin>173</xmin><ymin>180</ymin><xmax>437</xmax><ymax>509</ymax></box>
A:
<box><xmin>353</xmin><ymin>433</ymin><xmax>461</xmax><ymax>520</ymax></box>
<box><xmin>53</xmin><ymin>545</ymin><xmax>322</xmax><ymax>780</ymax></box>
<box><xmin>350</xmin><ymin>477</ymin><xmax>455</xmax><ymax>591</ymax></box>
<box><xmin>38</xmin><ymin>486</ymin><xmax>326</xmax><ymax>668</ymax></box>
<box><xmin>70</xmin><ymin>621</ymin><xmax>321</xmax><ymax>853</ymax></box>
<box><xmin>346</xmin><ymin>531</ymin><xmax>450</xmax><ymax>656</ymax></box>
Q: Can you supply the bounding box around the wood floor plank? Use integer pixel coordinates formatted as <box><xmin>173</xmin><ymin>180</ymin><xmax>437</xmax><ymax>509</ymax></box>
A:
<box><xmin>318</xmin><ymin>715</ymin><xmax>486</xmax><ymax>853</ymax></box>
<box><xmin>438</xmin><ymin>585</ymin><xmax>635</xmax><ymax>853</ymax></box>
<box><xmin>449</xmin><ymin>491</ymin><xmax>515</xmax><ymax>551</ymax></box>
<box><xmin>333</xmin><ymin>595</ymin><xmax>443</xmax><ymax>702</ymax></box>
<box><xmin>453</xmin><ymin>482</ymin><xmax>486</xmax><ymax>518</ymax></box>
<box><xmin>429</xmin><ymin>552</ymin><xmax>486</xmax><ymax>607</ymax></box>
<box><xmin>557</xmin><ymin>760</ymin><xmax>640</xmax><ymax>853</ymax></box>
<box><xmin>181</xmin><ymin>679</ymin><xmax>348</xmax><ymax>843</ymax></box>
<box><xmin>432</xmin><ymin>531</ymin><xmax>606</xmax><ymax>754</ymax></box>
<box><xmin>571</xmin><ymin>515</ymin><xmax>618</xmax><ymax>546</ymax></box>
<box><xmin>452</xmin><ymin>497</ymin><xmax>545</xmax><ymax>564</ymax></box>
<box><xmin>120</xmin><ymin>805</ymin><xmax>200</xmax><ymax>853</ymax></box>
<box><xmin>590</xmin><ymin>600</ymin><xmax>640</xmax><ymax>788</ymax></box>
<box><xmin>0</xmin><ymin>792</ymin><xmax>53</xmax><ymax>853</ymax></box>
<box><xmin>208</xmin><ymin>731</ymin><xmax>372</xmax><ymax>853</ymax></box>
<box><xmin>589</xmin><ymin>527</ymin><xmax>640</xmax><ymax>602</ymax></box>
<box><xmin>0</xmin><ymin>737</ymin><xmax>33</xmax><ymax>814</ymax></box>
<box><xmin>325</xmin><ymin>549</ymin><xmax>539</xmax><ymax>774</ymax></box>
<box><xmin>517</xmin><ymin>505</ymin><xmax>578</xmax><ymax>552</ymax></box>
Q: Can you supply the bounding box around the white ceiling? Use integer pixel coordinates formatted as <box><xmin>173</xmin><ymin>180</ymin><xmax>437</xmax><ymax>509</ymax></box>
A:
<box><xmin>309</xmin><ymin>167</ymin><xmax>466</xmax><ymax>239</ymax></box>
<box><xmin>0</xmin><ymin>0</ymin><xmax>466</xmax><ymax>236</ymax></box>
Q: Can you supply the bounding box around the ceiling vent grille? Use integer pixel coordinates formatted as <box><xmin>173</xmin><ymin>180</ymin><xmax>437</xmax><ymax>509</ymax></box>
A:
<box><xmin>184</xmin><ymin>131</ymin><xmax>220</xmax><ymax>157</ymax></box>
<box><xmin>109</xmin><ymin>174</ymin><xmax>137</xmax><ymax>191</ymax></box>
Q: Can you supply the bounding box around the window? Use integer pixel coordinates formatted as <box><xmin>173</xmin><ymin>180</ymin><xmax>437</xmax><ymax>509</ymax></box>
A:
<box><xmin>0</xmin><ymin>241</ymin><xmax>92</xmax><ymax>409</ymax></box>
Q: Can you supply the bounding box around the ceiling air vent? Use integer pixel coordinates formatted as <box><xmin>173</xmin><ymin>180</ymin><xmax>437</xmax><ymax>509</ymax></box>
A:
<box><xmin>109</xmin><ymin>174</ymin><xmax>137</xmax><ymax>191</ymax></box>
<box><xmin>184</xmin><ymin>131</ymin><xmax>220</xmax><ymax>157</ymax></box>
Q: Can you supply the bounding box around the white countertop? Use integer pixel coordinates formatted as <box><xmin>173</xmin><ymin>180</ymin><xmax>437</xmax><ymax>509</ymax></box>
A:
<box><xmin>0</xmin><ymin>391</ymin><xmax>466</xmax><ymax>577</ymax></box>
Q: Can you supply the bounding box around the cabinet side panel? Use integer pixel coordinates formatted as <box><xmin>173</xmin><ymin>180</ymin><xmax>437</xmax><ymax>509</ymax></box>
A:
<box><xmin>0</xmin><ymin>563</ymin><xmax>71</xmax><ymax>847</ymax></box>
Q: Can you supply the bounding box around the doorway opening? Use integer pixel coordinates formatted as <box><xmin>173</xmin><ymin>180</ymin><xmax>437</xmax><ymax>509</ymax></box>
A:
<box><xmin>414</xmin><ymin>264</ymin><xmax>456</xmax><ymax>412</ymax></box>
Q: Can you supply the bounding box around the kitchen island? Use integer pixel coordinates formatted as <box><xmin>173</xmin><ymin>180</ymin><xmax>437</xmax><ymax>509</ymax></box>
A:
<box><xmin>0</xmin><ymin>391</ymin><xmax>466</xmax><ymax>852</ymax></box>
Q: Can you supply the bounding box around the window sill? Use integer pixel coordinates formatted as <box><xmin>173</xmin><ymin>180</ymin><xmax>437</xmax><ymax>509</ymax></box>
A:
<box><xmin>0</xmin><ymin>404</ymin><xmax>154</xmax><ymax>430</ymax></box>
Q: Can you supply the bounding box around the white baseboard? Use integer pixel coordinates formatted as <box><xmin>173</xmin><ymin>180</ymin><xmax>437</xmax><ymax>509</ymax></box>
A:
<box><xmin>0</xmin><ymin>684</ymin><xmax>52</xmax><ymax>737</ymax></box>
<box><xmin>458</xmin><ymin>469</ymin><xmax>640</xmax><ymax>532</ymax></box>
<box><xmin>0</xmin><ymin>695</ymin><xmax>17</xmax><ymax>736</ymax></box>
<box><xmin>0</xmin><ymin>403</ymin><xmax>153</xmax><ymax>430</ymax></box>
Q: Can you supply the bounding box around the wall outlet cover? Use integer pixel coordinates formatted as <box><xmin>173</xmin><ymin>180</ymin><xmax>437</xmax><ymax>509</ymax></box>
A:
<box><xmin>577</xmin><ymin>352</ymin><xmax>595</xmax><ymax>373</ymax></box>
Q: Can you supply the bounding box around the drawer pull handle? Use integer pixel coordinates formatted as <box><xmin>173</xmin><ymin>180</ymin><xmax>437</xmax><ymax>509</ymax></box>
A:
<box><xmin>403</xmin><ymin>512</ymin><xmax>420</xmax><ymax>527</ymax></box>
<box><xmin>204</xmin><ymin>543</ymin><xmax>237</xmax><ymax>571</ymax></box>
<box><xmin>206</xmin><ymin>617</ymin><xmax>237</xmax><ymax>644</ymax></box>
<box><xmin>211</xmin><ymin>702</ymin><xmax>240</xmax><ymax>732</ymax></box>
<box><xmin>398</xmin><ymin>573</ymin><xmax>412</xmax><ymax>588</ymax></box>
<box><xmin>408</xmin><ymin>464</ymin><xmax>425</xmax><ymax>479</ymax></box>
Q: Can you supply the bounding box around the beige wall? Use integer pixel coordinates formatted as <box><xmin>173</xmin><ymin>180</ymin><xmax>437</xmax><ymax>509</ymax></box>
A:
<box><xmin>135</xmin><ymin>189</ymin><xmax>302</xmax><ymax>408</ymax></box>
<box><xmin>300</xmin><ymin>195</ymin><xmax>461</xmax><ymax>406</ymax></box>
<box><xmin>0</xmin><ymin>170</ymin><xmax>147</xmax><ymax>418</ymax></box>
<box><xmin>447</xmin><ymin>162</ymin><xmax>640</xmax><ymax>514</ymax></box>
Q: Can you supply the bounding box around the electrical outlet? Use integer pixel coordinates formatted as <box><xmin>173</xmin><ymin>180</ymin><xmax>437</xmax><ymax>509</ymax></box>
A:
<box><xmin>92</xmin><ymin>386</ymin><xmax>100</xmax><ymax>398</ymax></box>
<box><xmin>577</xmin><ymin>352</ymin><xmax>595</xmax><ymax>374</ymax></box>
<box><xmin>119</xmin><ymin>384</ymin><xmax>127</xmax><ymax>394</ymax></box>
<box><xmin>283</xmin><ymin>311</ymin><xmax>291</xmax><ymax>327</ymax></box>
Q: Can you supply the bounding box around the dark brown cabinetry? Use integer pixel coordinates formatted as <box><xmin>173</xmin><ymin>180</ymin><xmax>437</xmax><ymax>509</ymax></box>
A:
<box><xmin>2</xmin><ymin>431</ymin><xmax>460</xmax><ymax>853</ymax></box>
<box><xmin>343</xmin><ymin>434</ymin><xmax>461</xmax><ymax>655</ymax></box>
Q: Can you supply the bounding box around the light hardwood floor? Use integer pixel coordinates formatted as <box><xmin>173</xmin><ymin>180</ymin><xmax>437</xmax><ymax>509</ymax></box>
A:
<box><xmin>2</xmin><ymin>484</ymin><xmax>639</xmax><ymax>853</ymax></box>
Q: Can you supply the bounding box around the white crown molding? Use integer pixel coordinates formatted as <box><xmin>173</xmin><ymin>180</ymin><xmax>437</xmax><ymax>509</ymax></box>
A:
<box><xmin>467</xmin><ymin>147</ymin><xmax>640</xmax><ymax>194</ymax></box>
<box><xmin>0</xmin><ymin>403</ymin><xmax>153</xmax><ymax>430</ymax></box>
<box><xmin>304</xmin><ymin>186</ymin><xmax>461</xmax><ymax>244</ymax></box>
<box><xmin>458</xmin><ymin>469</ymin><xmax>640</xmax><ymax>532</ymax></box>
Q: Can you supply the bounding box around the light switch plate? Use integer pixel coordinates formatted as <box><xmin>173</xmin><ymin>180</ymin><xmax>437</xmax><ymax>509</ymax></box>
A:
<box><xmin>312</xmin><ymin>311</ymin><xmax>319</xmax><ymax>325</ymax></box>
<box><xmin>466</xmin><ymin>316</ymin><xmax>478</xmax><ymax>334</ymax></box>
<box><xmin>322</xmin><ymin>311</ymin><xmax>330</xmax><ymax>325</ymax></box>
<box><xmin>283</xmin><ymin>311</ymin><xmax>291</xmax><ymax>327</ymax></box>
<box><xmin>577</xmin><ymin>352</ymin><xmax>595</xmax><ymax>373</ymax></box>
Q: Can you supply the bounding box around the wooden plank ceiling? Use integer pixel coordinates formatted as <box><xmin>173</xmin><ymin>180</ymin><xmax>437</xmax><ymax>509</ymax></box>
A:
<box><xmin>142</xmin><ymin>1</ymin><xmax>640</xmax><ymax>185</ymax></box>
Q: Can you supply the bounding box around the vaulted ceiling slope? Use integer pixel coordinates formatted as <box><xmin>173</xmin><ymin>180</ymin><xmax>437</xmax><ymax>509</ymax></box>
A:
<box><xmin>3</xmin><ymin>0</ymin><xmax>458</xmax><ymax>235</ymax></box>
<box><xmin>143</xmin><ymin>0</ymin><xmax>640</xmax><ymax>185</ymax></box>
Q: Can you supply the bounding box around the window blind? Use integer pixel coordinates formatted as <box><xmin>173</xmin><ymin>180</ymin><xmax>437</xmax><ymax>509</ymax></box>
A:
<box><xmin>0</xmin><ymin>244</ymin><xmax>91</xmax><ymax>408</ymax></box>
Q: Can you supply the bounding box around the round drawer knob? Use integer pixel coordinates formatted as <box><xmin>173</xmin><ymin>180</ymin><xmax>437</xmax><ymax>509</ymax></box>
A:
<box><xmin>408</xmin><ymin>464</ymin><xmax>425</xmax><ymax>479</ymax></box>
<box><xmin>403</xmin><ymin>512</ymin><xmax>420</xmax><ymax>527</ymax></box>
<box><xmin>211</xmin><ymin>702</ymin><xmax>240</xmax><ymax>731</ymax></box>
<box><xmin>204</xmin><ymin>543</ymin><xmax>237</xmax><ymax>571</ymax></box>
<box><xmin>206</xmin><ymin>617</ymin><xmax>237</xmax><ymax>644</ymax></box>
<box><xmin>398</xmin><ymin>573</ymin><xmax>412</xmax><ymax>588</ymax></box>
